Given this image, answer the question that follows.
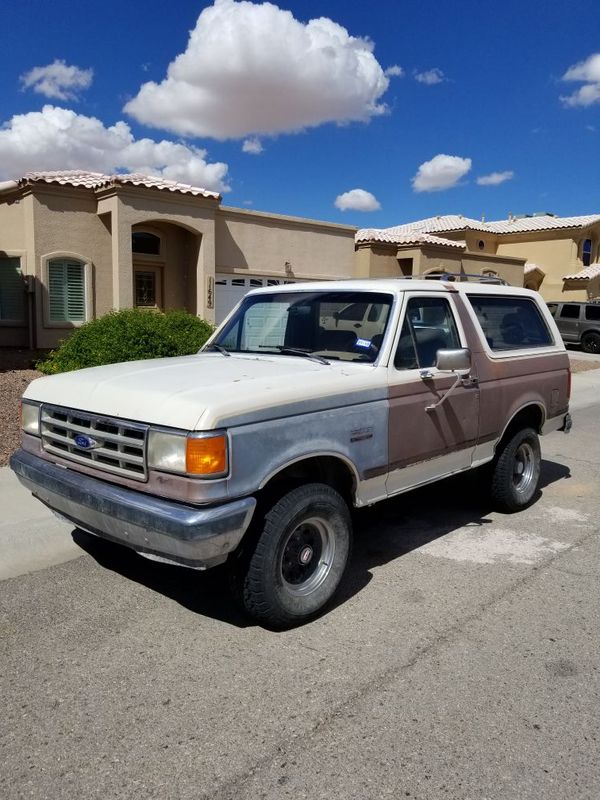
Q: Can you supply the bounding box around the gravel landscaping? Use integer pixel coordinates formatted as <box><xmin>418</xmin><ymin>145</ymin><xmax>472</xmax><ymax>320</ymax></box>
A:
<box><xmin>0</xmin><ymin>348</ymin><xmax>598</xmax><ymax>470</ymax></box>
<box><xmin>0</xmin><ymin>350</ymin><xmax>43</xmax><ymax>468</ymax></box>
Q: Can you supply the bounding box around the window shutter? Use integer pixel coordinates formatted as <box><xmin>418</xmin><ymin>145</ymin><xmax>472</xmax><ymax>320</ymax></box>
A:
<box><xmin>66</xmin><ymin>261</ymin><xmax>85</xmax><ymax>321</ymax></box>
<box><xmin>48</xmin><ymin>259</ymin><xmax>86</xmax><ymax>322</ymax></box>
<box><xmin>48</xmin><ymin>261</ymin><xmax>67</xmax><ymax>321</ymax></box>
<box><xmin>0</xmin><ymin>257</ymin><xmax>26</xmax><ymax>322</ymax></box>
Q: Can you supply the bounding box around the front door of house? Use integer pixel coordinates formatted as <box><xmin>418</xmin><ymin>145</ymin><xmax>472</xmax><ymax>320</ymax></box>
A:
<box><xmin>134</xmin><ymin>266</ymin><xmax>162</xmax><ymax>310</ymax></box>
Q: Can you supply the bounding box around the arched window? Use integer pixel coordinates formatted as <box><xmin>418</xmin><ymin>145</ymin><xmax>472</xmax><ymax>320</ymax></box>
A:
<box><xmin>132</xmin><ymin>231</ymin><xmax>160</xmax><ymax>255</ymax></box>
<box><xmin>582</xmin><ymin>238</ymin><xmax>593</xmax><ymax>267</ymax></box>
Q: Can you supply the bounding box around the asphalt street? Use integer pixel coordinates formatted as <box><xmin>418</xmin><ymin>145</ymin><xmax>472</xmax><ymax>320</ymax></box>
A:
<box><xmin>1</xmin><ymin>385</ymin><xmax>599</xmax><ymax>799</ymax></box>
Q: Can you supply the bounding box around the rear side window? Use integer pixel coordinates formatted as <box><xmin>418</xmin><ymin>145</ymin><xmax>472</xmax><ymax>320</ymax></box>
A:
<box><xmin>585</xmin><ymin>305</ymin><xmax>600</xmax><ymax>321</ymax></box>
<box><xmin>467</xmin><ymin>296</ymin><xmax>554</xmax><ymax>351</ymax></box>
<box><xmin>559</xmin><ymin>304</ymin><xmax>581</xmax><ymax>320</ymax></box>
<box><xmin>546</xmin><ymin>303</ymin><xmax>558</xmax><ymax>317</ymax></box>
<box><xmin>395</xmin><ymin>296</ymin><xmax>461</xmax><ymax>369</ymax></box>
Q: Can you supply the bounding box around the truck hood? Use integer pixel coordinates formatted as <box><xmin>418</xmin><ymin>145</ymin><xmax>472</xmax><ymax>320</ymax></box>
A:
<box><xmin>24</xmin><ymin>353</ymin><xmax>384</xmax><ymax>430</ymax></box>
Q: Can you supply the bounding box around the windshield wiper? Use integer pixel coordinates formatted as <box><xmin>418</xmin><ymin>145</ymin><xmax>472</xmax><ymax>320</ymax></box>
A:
<box><xmin>204</xmin><ymin>343</ymin><xmax>231</xmax><ymax>357</ymax></box>
<box><xmin>258</xmin><ymin>345</ymin><xmax>329</xmax><ymax>365</ymax></box>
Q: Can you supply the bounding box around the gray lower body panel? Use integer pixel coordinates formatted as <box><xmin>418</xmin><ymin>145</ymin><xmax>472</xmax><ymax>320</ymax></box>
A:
<box><xmin>10</xmin><ymin>449</ymin><xmax>256</xmax><ymax>568</ymax></box>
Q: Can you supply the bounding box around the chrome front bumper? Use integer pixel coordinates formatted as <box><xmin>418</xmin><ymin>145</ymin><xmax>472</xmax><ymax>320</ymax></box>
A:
<box><xmin>10</xmin><ymin>449</ymin><xmax>256</xmax><ymax>569</ymax></box>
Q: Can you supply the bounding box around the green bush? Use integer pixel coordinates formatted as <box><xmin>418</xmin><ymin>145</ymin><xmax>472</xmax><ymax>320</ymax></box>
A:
<box><xmin>37</xmin><ymin>308</ymin><xmax>215</xmax><ymax>375</ymax></box>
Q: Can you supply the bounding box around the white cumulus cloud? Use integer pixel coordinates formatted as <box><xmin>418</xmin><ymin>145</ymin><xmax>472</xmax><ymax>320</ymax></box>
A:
<box><xmin>20</xmin><ymin>59</ymin><xmax>93</xmax><ymax>101</ymax></box>
<box><xmin>0</xmin><ymin>105</ymin><xmax>230</xmax><ymax>192</ymax></box>
<box><xmin>414</xmin><ymin>67</ymin><xmax>445</xmax><ymax>85</ymax></box>
<box><xmin>561</xmin><ymin>53</ymin><xmax>600</xmax><ymax>107</ymax></box>
<box><xmin>334</xmin><ymin>188</ymin><xmax>381</xmax><ymax>212</ymax></box>
<box><xmin>412</xmin><ymin>154</ymin><xmax>471</xmax><ymax>193</ymax></box>
<box><xmin>242</xmin><ymin>137</ymin><xmax>264</xmax><ymax>154</ymax></box>
<box><xmin>385</xmin><ymin>64</ymin><xmax>404</xmax><ymax>77</ymax></box>
<box><xmin>124</xmin><ymin>0</ymin><xmax>390</xmax><ymax>139</ymax></box>
<box><xmin>476</xmin><ymin>170</ymin><xmax>514</xmax><ymax>186</ymax></box>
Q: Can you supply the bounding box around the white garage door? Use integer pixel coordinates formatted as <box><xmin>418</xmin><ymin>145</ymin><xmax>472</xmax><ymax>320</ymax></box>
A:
<box><xmin>214</xmin><ymin>274</ymin><xmax>300</xmax><ymax>324</ymax></box>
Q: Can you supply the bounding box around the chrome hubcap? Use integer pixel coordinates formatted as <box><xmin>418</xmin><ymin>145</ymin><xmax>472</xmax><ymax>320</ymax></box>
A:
<box><xmin>513</xmin><ymin>442</ymin><xmax>536</xmax><ymax>494</ymax></box>
<box><xmin>280</xmin><ymin>517</ymin><xmax>335</xmax><ymax>596</ymax></box>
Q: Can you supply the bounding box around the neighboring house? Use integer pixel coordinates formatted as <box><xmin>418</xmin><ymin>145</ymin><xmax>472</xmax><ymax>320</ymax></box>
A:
<box><xmin>356</xmin><ymin>213</ymin><xmax>600</xmax><ymax>301</ymax></box>
<box><xmin>0</xmin><ymin>171</ymin><xmax>356</xmax><ymax>349</ymax></box>
<box><xmin>355</xmin><ymin>227</ymin><xmax>527</xmax><ymax>287</ymax></box>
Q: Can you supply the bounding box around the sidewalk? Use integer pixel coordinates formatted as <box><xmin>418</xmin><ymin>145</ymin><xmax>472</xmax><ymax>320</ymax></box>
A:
<box><xmin>1</xmin><ymin>370</ymin><xmax>599</xmax><ymax>582</ymax></box>
<box><xmin>569</xmin><ymin>368</ymin><xmax>600</xmax><ymax>411</ymax></box>
<box><xmin>0</xmin><ymin>463</ymin><xmax>81</xmax><ymax>581</ymax></box>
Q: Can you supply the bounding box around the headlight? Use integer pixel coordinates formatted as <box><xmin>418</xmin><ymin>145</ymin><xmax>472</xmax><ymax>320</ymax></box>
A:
<box><xmin>21</xmin><ymin>401</ymin><xmax>41</xmax><ymax>436</ymax></box>
<box><xmin>148</xmin><ymin>430</ymin><xmax>228</xmax><ymax>478</ymax></box>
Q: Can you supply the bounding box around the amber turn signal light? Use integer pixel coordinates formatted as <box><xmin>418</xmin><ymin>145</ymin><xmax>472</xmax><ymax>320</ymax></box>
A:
<box><xmin>186</xmin><ymin>434</ymin><xmax>228</xmax><ymax>476</ymax></box>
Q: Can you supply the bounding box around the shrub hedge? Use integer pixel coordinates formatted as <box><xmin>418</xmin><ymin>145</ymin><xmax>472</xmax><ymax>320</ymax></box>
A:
<box><xmin>37</xmin><ymin>308</ymin><xmax>214</xmax><ymax>375</ymax></box>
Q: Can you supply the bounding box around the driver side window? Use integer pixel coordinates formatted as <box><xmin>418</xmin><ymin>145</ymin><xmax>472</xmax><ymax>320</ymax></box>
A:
<box><xmin>394</xmin><ymin>296</ymin><xmax>461</xmax><ymax>370</ymax></box>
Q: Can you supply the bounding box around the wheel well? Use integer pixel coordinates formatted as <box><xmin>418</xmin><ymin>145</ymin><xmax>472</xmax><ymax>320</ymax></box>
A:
<box><xmin>500</xmin><ymin>404</ymin><xmax>544</xmax><ymax>445</ymax></box>
<box><xmin>258</xmin><ymin>456</ymin><xmax>356</xmax><ymax>507</ymax></box>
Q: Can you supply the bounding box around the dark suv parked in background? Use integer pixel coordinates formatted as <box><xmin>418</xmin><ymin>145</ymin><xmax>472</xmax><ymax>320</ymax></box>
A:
<box><xmin>547</xmin><ymin>301</ymin><xmax>600</xmax><ymax>353</ymax></box>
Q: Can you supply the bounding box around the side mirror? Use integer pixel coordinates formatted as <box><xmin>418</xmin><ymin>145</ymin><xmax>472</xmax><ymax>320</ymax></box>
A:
<box><xmin>435</xmin><ymin>348</ymin><xmax>471</xmax><ymax>376</ymax></box>
<box><xmin>425</xmin><ymin>348</ymin><xmax>474</xmax><ymax>412</ymax></box>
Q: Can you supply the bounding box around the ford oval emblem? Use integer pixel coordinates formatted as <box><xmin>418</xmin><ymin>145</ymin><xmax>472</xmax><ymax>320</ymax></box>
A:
<box><xmin>74</xmin><ymin>434</ymin><xmax>97</xmax><ymax>450</ymax></box>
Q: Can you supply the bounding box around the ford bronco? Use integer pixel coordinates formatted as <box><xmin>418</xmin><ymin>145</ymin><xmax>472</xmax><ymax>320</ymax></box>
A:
<box><xmin>11</xmin><ymin>279</ymin><xmax>571</xmax><ymax>627</ymax></box>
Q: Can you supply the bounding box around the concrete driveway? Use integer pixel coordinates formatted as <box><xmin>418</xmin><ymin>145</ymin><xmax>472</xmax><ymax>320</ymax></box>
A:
<box><xmin>1</xmin><ymin>376</ymin><xmax>598</xmax><ymax>799</ymax></box>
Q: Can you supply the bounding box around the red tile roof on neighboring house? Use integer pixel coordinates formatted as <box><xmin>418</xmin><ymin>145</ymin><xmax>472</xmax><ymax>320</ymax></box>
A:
<box><xmin>374</xmin><ymin>215</ymin><xmax>488</xmax><ymax>236</ymax></box>
<box><xmin>18</xmin><ymin>170</ymin><xmax>221</xmax><ymax>200</ymax></box>
<box><xmin>355</xmin><ymin>227</ymin><xmax>466</xmax><ymax>249</ymax></box>
<box><xmin>487</xmin><ymin>214</ymin><xmax>600</xmax><ymax>234</ymax></box>
<box><xmin>359</xmin><ymin>213</ymin><xmax>600</xmax><ymax>244</ymax></box>
<box><xmin>563</xmin><ymin>263</ymin><xmax>600</xmax><ymax>281</ymax></box>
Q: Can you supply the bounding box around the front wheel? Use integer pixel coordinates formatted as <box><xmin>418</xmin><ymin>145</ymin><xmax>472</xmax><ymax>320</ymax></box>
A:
<box><xmin>490</xmin><ymin>427</ymin><xmax>541</xmax><ymax>512</ymax></box>
<box><xmin>233</xmin><ymin>483</ymin><xmax>352</xmax><ymax>628</ymax></box>
<box><xmin>581</xmin><ymin>331</ymin><xmax>600</xmax><ymax>354</ymax></box>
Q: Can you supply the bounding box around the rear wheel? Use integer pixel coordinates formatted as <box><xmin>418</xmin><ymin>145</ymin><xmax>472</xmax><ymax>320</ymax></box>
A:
<box><xmin>490</xmin><ymin>427</ymin><xmax>541</xmax><ymax>512</ymax></box>
<box><xmin>581</xmin><ymin>331</ymin><xmax>600</xmax><ymax>354</ymax></box>
<box><xmin>232</xmin><ymin>483</ymin><xmax>352</xmax><ymax>629</ymax></box>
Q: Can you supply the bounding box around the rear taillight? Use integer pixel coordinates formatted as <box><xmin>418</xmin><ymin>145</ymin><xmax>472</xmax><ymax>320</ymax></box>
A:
<box><xmin>567</xmin><ymin>369</ymin><xmax>572</xmax><ymax>400</ymax></box>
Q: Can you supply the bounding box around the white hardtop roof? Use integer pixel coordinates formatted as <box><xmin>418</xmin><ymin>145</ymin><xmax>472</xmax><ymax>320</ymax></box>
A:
<box><xmin>246</xmin><ymin>279</ymin><xmax>535</xmax><ymax>298</ymax></box>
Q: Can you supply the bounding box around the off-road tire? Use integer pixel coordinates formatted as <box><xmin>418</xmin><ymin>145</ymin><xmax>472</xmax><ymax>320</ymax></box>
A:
<box><xmin>490</xmin><ymin>426</ymin><xmax>541</xmax><ymax>512</ymax></box>
<box><xmin>232</xmin><ymin>483</ymin><xmax>352</xmax><ymax>629</ymax></box>
<box><xmin>581</xmin><ymin>331</ymin><xmax>600</xmax><ymax>354</ymax></box>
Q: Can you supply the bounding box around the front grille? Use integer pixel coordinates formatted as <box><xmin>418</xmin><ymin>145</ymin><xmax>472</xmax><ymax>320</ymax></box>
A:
<box><xmin>40</xmin><ymin>405</ymin><xmax>148</xmax><ymax>481</ymax></box>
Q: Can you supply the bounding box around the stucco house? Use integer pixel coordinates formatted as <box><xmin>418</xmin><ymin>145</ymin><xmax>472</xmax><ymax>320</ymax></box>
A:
<box><xmin>355</xmin><ymin>213</ymin><xmax>600</xmax><ymax>301</ymax></box>
<box><xmin>0</xmin><ymin>171</ymin><xmax>356</xmax><ymax>348</ymax></box>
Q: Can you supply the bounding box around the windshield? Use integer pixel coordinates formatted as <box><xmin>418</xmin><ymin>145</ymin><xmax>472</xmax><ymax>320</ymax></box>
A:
<box><xmin>211</xmin><ymin>290</ymin><xmax>394</xmax><ymax>363</ymax></box>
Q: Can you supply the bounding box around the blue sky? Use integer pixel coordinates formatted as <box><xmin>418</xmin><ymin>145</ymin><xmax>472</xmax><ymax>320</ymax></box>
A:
<box><xmin>1</xmin><ymin>0</ymin><xmax>599</xmax><ymax>228</ymax></box>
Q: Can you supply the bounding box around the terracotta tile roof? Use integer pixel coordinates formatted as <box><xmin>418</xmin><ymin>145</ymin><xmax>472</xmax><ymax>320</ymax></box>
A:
<box><xmin>113</xmin><ymin>173</ymin><xmax>220</xmax><ymax>199</ymax></box>
<box><xmin>20</xmin><ymin>170</ymin><xmax>108</xmax><ymax>189</ymax></box>
<box><xmin>371</xmin><ymin>213</ymin><xmax>600</xmax><ymax>239</ymax></box>
<box><xmin>562</xmin><ymin>263</ymin><xmax>600</xmax><ymax>281</ymax></box>
<box><xmin>380</xmin><ymin>215</ymin><xmax>488</xmax><ymax>235</ymax></box>
<box><xmin>487</xmin><ymin>214</ymin><xmax>600</xmax><ymax>234</ymax></box>
<box><xmin>356</xmin><ymin>227</ymin><xmax>466</xmax><ymax>249</ymax></box>
<box><xmin>19</xmin><ymin>170</ymin><xmax>220</xmax><ymax>199</ymax></box>
<box><xmin>524</xmin><ymin>262</ymin><xmax>545</xmax><ymax>276</ymax></box>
